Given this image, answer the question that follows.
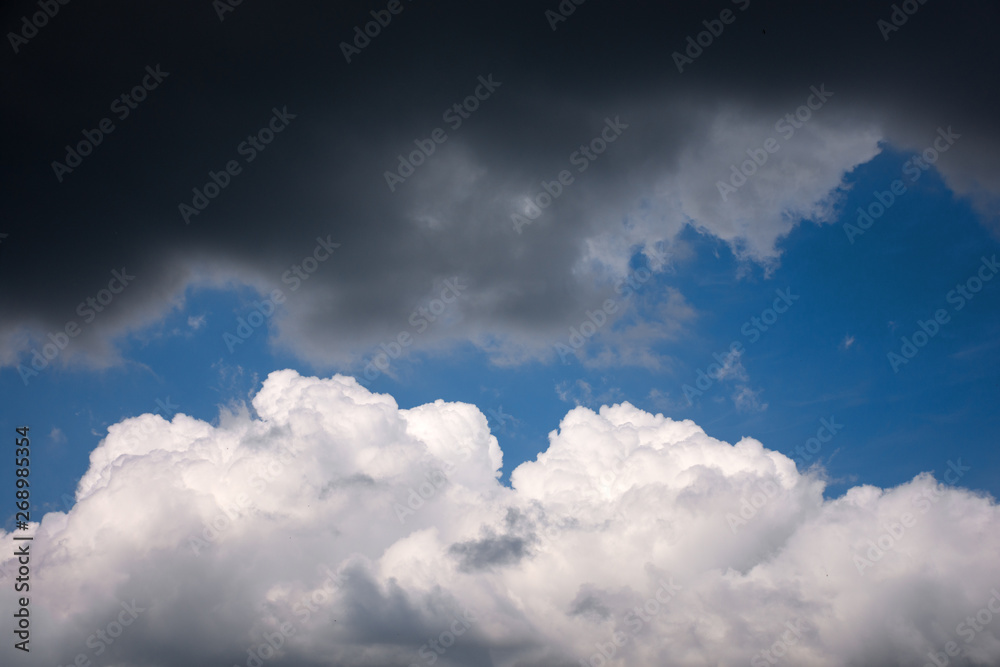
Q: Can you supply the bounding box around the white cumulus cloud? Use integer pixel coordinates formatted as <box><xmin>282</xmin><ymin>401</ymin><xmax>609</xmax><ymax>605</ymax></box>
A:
<box><xmin>2</xmin><ymin>370</ymin><xmax>998</xmax><ymax>666</ymax></box>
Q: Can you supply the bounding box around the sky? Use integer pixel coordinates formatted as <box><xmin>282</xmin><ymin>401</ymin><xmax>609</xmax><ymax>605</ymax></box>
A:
<box><xmin>1</xmin><ymin>1</ymin><xmax>1000</xmax><ymax>665</ymax></box>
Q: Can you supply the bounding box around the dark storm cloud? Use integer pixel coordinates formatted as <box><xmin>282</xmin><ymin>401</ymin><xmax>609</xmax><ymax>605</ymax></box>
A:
<box><xmin>2</xmin><ymin>0</ymin><xmax>998</xmax><ymax>373</ymax></box>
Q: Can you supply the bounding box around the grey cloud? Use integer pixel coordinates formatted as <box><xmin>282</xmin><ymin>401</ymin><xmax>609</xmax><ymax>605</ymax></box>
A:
<box><xmin>2</xmin><ymin>1</ymin><xmax>999</xmax><ymax>377</ymax></box>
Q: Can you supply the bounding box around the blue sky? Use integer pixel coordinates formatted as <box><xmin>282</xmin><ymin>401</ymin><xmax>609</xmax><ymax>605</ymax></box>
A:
<box><xmin>5</xmin><ymin>144</ymin><xmax>997</xmax><ymax>525</ymax></box>
<box><xmin>5</xmin><ymin>3</ymin><xmax>1000</xmax><ymax>664</ymax></box>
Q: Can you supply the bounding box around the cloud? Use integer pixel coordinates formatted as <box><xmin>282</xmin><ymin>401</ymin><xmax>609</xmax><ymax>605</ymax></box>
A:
<box><xmin>3</xmin><ymin>370</ymin><xmax>998</xmax><ymax>666</ymax></box>
<box><xmin>5</xmin><ymin>3</ymin><xmax>1000</xmax><ymax>374</ymax></box>
<box><xmin>556</xmin><ymin>378</ymin><xmax>595</xmax><ymax>406</ymax></box>
<box><xmin>556</xmin><ymin>379</ymin><xmax>625</xmax><ymax>409</ymax></box>
<box><xmin>711</xmin><ymin>347</ymin><xmax>749</xmax><ymax>383</ymax></box>
<box><xmin>732</xmin><ymin>384</ymin><xmax>768</xmax><ymax>413</ymax></box>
